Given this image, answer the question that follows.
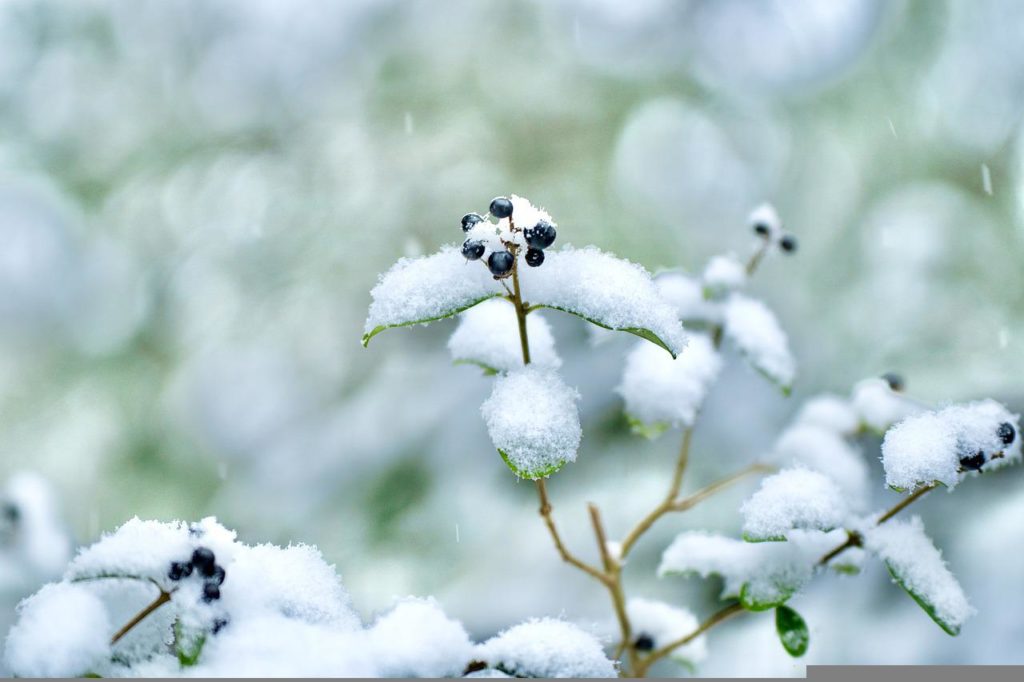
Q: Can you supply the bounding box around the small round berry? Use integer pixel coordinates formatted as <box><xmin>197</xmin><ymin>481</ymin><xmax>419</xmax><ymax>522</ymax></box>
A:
<box><xmin>191</xmin><ymin>547</ymin><xmax>217</xmax><ymax>577</ymax></box>
<box><xmin>168</xmin><ymin>561</ymin><xmax>193</xmax><ymax>581</ymax></box>
<box><xmin>212</xmin><ymin>618</ymin><xmax>229</xmax><ymax>635</ymax></box>
<box><xmin>461</xmin><ymin>239</ymin><xmax>485</xmax><ymax>261</ymax></box>
<box><xmin>2</xmin><ymin>502</ymin><xmax>18</xmax><ymax>523</ymax></box>
<box><xmin>202</xmin><ymin>582</ymin><xmax>221</xmax><ymax>603</ymax></box>
<box><xmin>525</xmin><ymin>248</ymin><xmax>544</xmax><ymax>267</ymax></box>
<box><xmin>525</xmin><ymin>221</ymin><xmax>556</xmax><ymax>250</ymax></box>
<box><xmin>487</xmin><ymin>251</ymin><xmax>515</xmax><ymax>277</ymax></box>
<box><xmin>461</xmin><ymin>213</ymin><xmax>484</xmax><ymax>232</ymax></box>
<box><xmin>881</xmin><ymin>372</ymin><xmax>905</xmax><ymax>392</ymax></box>
<box><xmin>959</xmin><ymin>451</ymin><xmax>985</xmax><ymax>472</ymax></box>
<box><xmin>779</xmin><ymin>234</ymin><xmax>798</xmax><ymax>253</ymax></box>
<box><xmin>998</xmin><ymin>422</ymin><xmax>1016</xmax><ymax>446</ymax></box>
<box><xmin>188</xmin><ymin>524</ymin><xmax>204</xmax><ymax>538</ymax></box>
<box><xmin>489</xmin><ymin>197</ymin><xmax>514</xmax><ymax>219</ymax></box>
<box><xmin>753</xmin><ymin>222</ymin><xmax>770</xmax><ymax>237</ymax></box>
<box><xmin>209</xmin><ymin>564</ymin><xmax>226</xmax><ymax>586</ymax></box>
<box><xmin>634</xmin><ymin>634</ymin><xmax>655</xmax><ymax>652</ymax></box>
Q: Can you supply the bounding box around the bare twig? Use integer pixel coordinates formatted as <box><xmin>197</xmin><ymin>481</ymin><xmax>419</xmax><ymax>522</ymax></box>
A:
<box><xmin>634</xmin><ymin>602</ymin><xmax>746</xmax><ymax>677</ymax></box>
<box><xmin>110</xmin><ymin>589</ymin><xmax>172</xmax><ymax>645</ymax></box>
<box><xmin>535</xmin><ymin>480</ymin><xmax>608</xmax><ymax>585</ymax></box>
<box><xmin>671</xmin><ymin>462</ymin><xmax>775</xmax><ymax>512</ymax></box>
<box><xmin>590</xmin><ymin>504</ymin><xmax>639</xmax><ymax>674</ymax></box>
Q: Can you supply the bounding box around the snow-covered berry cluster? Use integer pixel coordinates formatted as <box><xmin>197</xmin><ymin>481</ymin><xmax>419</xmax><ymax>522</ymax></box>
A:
<box><xmin>168</xmin><ymin>546</ymin><xmax>227</xmax><ymax>603</ymax></box>
<box><xmin>460</xmin><ymin>195</ymin><xmax>558</xmax><ymax>278</ymax></box>
<box><xmin>749</xmin><ymin>203</ymin><xmax>798</xmax><ymax>253</ymax></box>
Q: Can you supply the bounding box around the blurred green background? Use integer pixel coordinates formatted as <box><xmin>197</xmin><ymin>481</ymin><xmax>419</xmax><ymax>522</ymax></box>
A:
<box><xmin>2</xmin><ymin>0</ymin><xmax>1024</xmax><ymax>674</ymax></box>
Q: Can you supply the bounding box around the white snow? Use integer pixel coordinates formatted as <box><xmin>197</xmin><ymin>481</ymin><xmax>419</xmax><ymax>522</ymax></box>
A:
<box><xmin>480</xmin><ymin>368</ymin><xmax>581</xmax><ymax>479</ymax></box>
<box><xmin>654</xmin><ymin>271</ymin><xmax>722</xmax><ymax>324</ymax></box>
<box><xmin>659</xmin><ymin>530</ymin><xmax>842</xmax><ymax>608</ymax></box>
<box><xmin>0</xmin><ymin>472</ymin><xmax>72</xmax><ymax>593</ymax></box>
<box><xmin>793</xmin><ymin>394</ymin><xmax>860</xmax><ymax>436</ymax></box>
<box><xmin>476</xmin><ymin>618</ymin><xmax>618</xmax><ymax>678</ymax></box>
<box><xmin>772</xmin><ymin>423</ymin><xmax>871</xmax><ymax>511</ymax></box>
<box><xmin>882</xmin><ymin>399</ymin><xmax>1021</xmax><ymax>491</ymax></box>
<box><xmin>702</xmin><ymin>254</ymin><xmax>747</xmax><ymax>297</ymax></box>
<box><xmin>4</xmin><ymin>582</ymin><xmax>111</xmax><ymax>677</ymax></box>
<box><xmin>363</xmin><ymin>246</ymin><xmax>502</xmax><ymax>344</ymax></box>
<box><xmin>365</xmin><ymin>597</ymin><xmax>473</xmax><ymax>678</ymax></box>
<box><xmin>500</xmin><ymin>194</ymin><xmax>556</xmax><ymax>233</ymax></box>
<box><xmin>722</xmin><ymin>293</ymin><xmax>795</xmax><ymax>390</ymax></box>
<box><xmin>851</xmin><ymin>377</ymin><xmax>924</xmax><ymax>433</ymax></box>
<box><xmin>863</xmin><ymin>517</ymin><xmax>974</xmax><ymax>634</ymax></box>
<box><xmin>448</xmin><ymin>298</ymin><xmax>560</xmax><ymax>373</ymax></box>
<box><xmin>518</xmin><ymin>245</ymin><xmax>687</xmax><ymax>357</ymax></box>
<box><xmin>740</xmin><ymin>468</ymin><xmax>849</xmax><ymax>541</ymax></box>
<box><xmin>617</xmin><ymin>332</ymin><xmax>722</xmax><ymax>436</ymax></box>
<box><xmin>626</xmin><ymin>597</ymin><xmax>707</xmax><ymax>666</ymax></box>
<box><xmin>748</xmin><ymin>203</ymin><xmax>782</xmax><ymax>237</ymax></box>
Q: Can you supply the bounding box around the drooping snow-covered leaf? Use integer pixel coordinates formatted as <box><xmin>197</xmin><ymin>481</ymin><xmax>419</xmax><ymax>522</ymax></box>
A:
<box><xmin>881</xmin><ymin>399</ymin><xmax>1021</xmax><ymax>492</ymax></box>
<box><xmin>775</xmin><ymin>605</ymin><xmax>809</xmax><ymax>658</ymax></box>
<box><xmin>518</xmin><ymin>246</ymin><xmax>687</xmax><ymax>357</ymax></box>
<box><xmin>722</xmin><ymin>293</ymin><xmax>795</xmax><ymax>392</ymax></box>
<box><xmin>480</xmin><ymin>368</ymin><xmax>581</xmax><ymax>479</ymax></box>
<box><xmin>362</xmin><ymin>247</ymin><xmax>502</xmax><ymax>346</ymax></box>
<box><xmin>864</xmin><ymin>517</ymin><xmax>974</xmax><ymax>636</ymax></box>
<box><xmin>617</xmin><ymin>332</ymin><xmax>722</xmax><ymax>438</ymax></box>
<box><xmin>740</xmin><ymin>468</ymin><xmax>848</xmax><ymax>542</ymax></box>
<box><xmin>447</xmin><ymin>299</ymin><xmax>560</xmax><ymax>374</ymax></box>
<box><xmin>626</xmin><ymin>598</ymin><xmax>706</xmax><ymax>668</ymax></box>
<box><xmin>772</xmin><ymin>423</ymin><xmax>871</xmax><ymax>512</ymax></box>
<box><xmin>476</xmin><ymin>618</ymin><xmax>618</xmax><ymax>678</ymax></box>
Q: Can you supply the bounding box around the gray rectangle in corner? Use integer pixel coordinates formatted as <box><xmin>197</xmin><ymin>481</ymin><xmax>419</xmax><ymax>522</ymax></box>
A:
<box><xmin>811</xmin><ymin>665</ymin><xmax>1024</xmax><ymax>682</ymax></box>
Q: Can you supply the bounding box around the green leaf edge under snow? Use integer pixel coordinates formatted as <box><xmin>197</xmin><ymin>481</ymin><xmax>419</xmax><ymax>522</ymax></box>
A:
<box><xmin>361</xmin><ymin>294</ymin><xmax>502</xmax><ymax>347</ymax></box>
<box><xmin>739</xmin><ymin>582</ymin><xmax>794</xmax><ymax>612</ymax></box>
<box><xmin>532</xmin><ymin>304</ymin><xmax>682</xmax><ymax>358</ymax></box>
<box><xmin>453</xmin><ymin>358</ymin><xmax>500</xmax><ymax>376</ymax></box>
<box><xmin>775</xmin><ymin>605</ymin><xmax>810</xmax><ymax>658</ymax></box>
<box><xmin>625</xmin><ymin>415</ymin><xmax>671</xmax><ymax>440</ymax></box>
<box><xmin>883</xmin><ymin>561</ymin><xmax>961</xmax><ymax>636</ymax></box>
<box><xmin>498</xmin><ymin>448</ymin><xmax>566</xmax><ymax>480</ymax></box>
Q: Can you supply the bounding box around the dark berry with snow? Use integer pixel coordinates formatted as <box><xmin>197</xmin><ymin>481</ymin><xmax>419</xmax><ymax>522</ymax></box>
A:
<box><xmin>998</xmin><ymin>422</ymin><xmax>1015</xmax><ymax>445</ymax></box>
<box><xmin>488</xmin><ymin>251</ymin><xmax>515</xmax><ymax>277</ymax></box>
<box><xmin>202</xmin><ymin>582</ymin><xmax>221</xmax><ymax>603</ymax></box>
<box><xmin>489</xmin><ymin>197</ymin><xmax>513</xmax><ymax>219</ymax></box>
<box><xmin>959</xmin><ymin>451</ymin><xmax>986</xmax><ymax>472</ymax></box>
<box><xmin>780</xmin><ymin>234</ymin><xmax>798</xmax><ymax>253</ymax></box>
<box><xmin>525</xmin><ymin>221</ymin><xmax>556</xmax><ymax>250</ymax></box>
<box><xmin>525</xmin><ymin>248</ymin><xmax>544</xmax><ymax>267</ymax></box>
<box><xmin>634</xmin><ymin>633</ymin><xmax>655</xmax><ymax>651</ymax></box>
<box><xmin>753</xmin><ymin>222</ymin><xmax>770</xmax><ymax>237</ymax></box>
<box><xmin>168</xmin><ymin>561</ymin><xmax>193</xmax><ymax>581</ymax></box>
<box><xmin>882</xmin><ymin>372</ymin><xmax>905</xmax><ymax>392</ymax></box>
<box><xmin>461</xmin><ymin>239</ymin><xmax>485</xmax><ymax>261</ymax></box>
<box><xmin>209</xmin><ymin>564</ymin><xmax>226</xmax><ymax>586</ymax></box>
<box><xmin>191</xmin><ymin>547</ymin><xmax>217</xmax><ymax>577</ymax></box>
<box><xmin>461</xmin><ymin>212</ymin><xmax>484</xmax><ymax>231</ymax></box>
<box><xmin>2</xmin><ymin>501</ymin><xmax>18</xmax><ymax>523</ymax></box>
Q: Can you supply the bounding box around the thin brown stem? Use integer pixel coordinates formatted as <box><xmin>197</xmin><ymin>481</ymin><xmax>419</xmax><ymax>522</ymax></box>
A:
<box><xmin>671</xmin><ymin>462</ymin><xmax>774</xmax><ymax>512</ymax></box>
<box><xmin>510</xmin><ymin>260</ymin><xmax>531</xmax><ymax>366</ymax></box>
<box><xmin>634</xmin><ymin>602</ymin><xmax>745</xmax><ymax>677</ymax></box>
<box><xmin>745</xmin><ymin>241</ymin><xmax>770</xmax><ymax>276</ymax></box>
<box><xmin>590</xmin><ymin>505</ymin><xmax>639</xmax><ymax>675</ymax></box>
<box><xmin>535</xmin><ymin>480</ymin><xmax>608</xmax><ymax>585</ymax></box>
<box><xmin>110</xmin><ymin>589</ymin><xmax>172</xmax><ymax>645</ymax></box>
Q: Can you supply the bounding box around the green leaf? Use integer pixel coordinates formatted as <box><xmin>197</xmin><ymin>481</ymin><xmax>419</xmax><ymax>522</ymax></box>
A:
<box><xmin>533</xmin><ymin>305</ymin><xmax>681</xmax><ymax>358</ymax></box>
<box><xmin>739</xmin><ymin>581</ymin><xmax>793</xmax><ymax>612</ymax></box>
<box><xmin>625</xmin><ymin>415</ymin><xmax>670</xmax><ymax>440</ymax></box>
<box><xmin>742</xmin><ymin>532</ymin><xmax>787</xmax><ymax>543</ymax></box>
<box><xmin>775</xmin><ymin>605</ymin><xmax>809</xmax><ymax>657</ymax></box>
<box><xmin>884</xmin><ymin>562</ymin><xmax>961</xmax><ymax>636</ymax></box>
<box><xmin>174</xmin><ymin>620</ymin><xmax>207</xmax><ymax>667</ymax></box>
<box><xmin>498</xmin><ymin>449</ymin><xmax>566</xmax><ymax>480</ymax></box>
<box><xmin>453</xmin><ymin>358</ymin><xmax>500</xmax><ymax>376</ymax></box>
<box><xmin>362</xmin><ymin>295</ymin><xmax>500</xmax><ymax>347</ymax></box>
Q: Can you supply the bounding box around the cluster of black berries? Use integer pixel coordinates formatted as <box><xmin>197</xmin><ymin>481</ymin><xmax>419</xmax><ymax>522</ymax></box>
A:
<box><xmin>460</xmin><ymin>196</ymin><xmax>557</xmax><ymax>278</ymax></box>
<box><xmin>752</xmin><ymin>219</ymin><xmax>798</xmax><ymax>253</ymax></box>
<box><xmin>958</xmin><ymin>421</ymin><xmax>1016</xmax><ymax>472</ymax></box>
<box><xmin>168</xmin><ymin>546</ymin><xmax>226</xmax><ymax>603</ymax></box>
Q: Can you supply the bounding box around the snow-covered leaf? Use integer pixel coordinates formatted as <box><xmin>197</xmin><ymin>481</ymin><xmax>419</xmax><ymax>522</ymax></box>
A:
<box><xmin>476</xmin><ymin>618</ymin><xmax>617</xmax><ymax>678</ymax></box>
<box><xmin>793</xmin><ymin>394</ymin><xmax>860</xmax><ymax>436</ymax></box>
<box><xmin>480</xmin><ymin>368</ymin><xmax>581</xmax><ymax>479</ymax></box>
<box><xmin>627</xmin><ymin>598</ymin><xmax>706</xmax><ymax>668</ymax></box>
<box><xmin>365</xmin><ymin>597</ymin><xmax>473</xmax><ymax>678</ymax></box>
<box><xmin>775</xmin><ymin>605</ymin><xmax>809</xmax><ymax>658</ymax></box>
<box><xmin>772</xmin><ymin>424</ymin><xmax>870</xmax><ymax>512</ymax></box>
<box><xmin>740</xmin><ymin>468</ymin><xmax>848</xmax><ymax>542</ymax></box>
<box><xmin>617</xmin><ymin>332</ymin><xmax>722</xmax><ymax>437</ymax></box>
<box><xmin>654</xmin><ymin>271</ymin><xmax>722</xmax><ymax>325</ymax></box>
<box><xmin>362</xmin><ymin>247</ymin><xmax>502</xmax><ymax>346</ymax></box>
<box><xmin>448</xmin><ymin>299</ymin><xmax>560</xmax><ymax>374</ymax></box>
<box><xmin>882</xmin><ymin>399</ymin><xmax>1021</xmax><ymax>491</ymax></box>
<box><xmin>702</xmin><ymin>253</ymin><xmax>747</xmax><ymax>298</ymax></box>
<box><xmin>864</xmin><ymin>517</ymin><xmax>974</xmax><ymax>636</ymax></box>
<box><xmin>518</xmin><ymin>246</ymin><xmax>687</xmax><ymax>357</ymax></box>
<box><xmin>722</xmin><ymin>293</ymin><xmax>795</xmax><ymax>392</ymax></box>
<box><xmin>851</xmin><ymin>377</ymin><xmax>924</xmax><ymax>434</ymax></box>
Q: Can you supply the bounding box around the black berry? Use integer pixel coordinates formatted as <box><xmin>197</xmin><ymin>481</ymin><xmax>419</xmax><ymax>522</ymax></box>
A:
<box><xmin>489</xmin><ymin>197</ymin><xmax>513</xmax><ymax>219</ymax></box>
<box><xmin>191</xmin><ymin>547</ymin><xmax>217</xmax><ymax>577</ymax></box>
<box><xmin>487</xmin><ymin>251</ymin><xmax>515</xmax><ymax>277</ymax></box>
<box><xmin>209</xmin><ymin>564</ymin><xmax>226</xmax><ymax>586</ymax></box>
<box><xmin>525</xmin><ymin>248</ymin><xmax>544</xmax><ymax>267</ymax></box>
<box><xmin>202</xmin><ymin>582</ymin><xmax>221</xmax><ymax>603</ymax></box>
<box><xmin>2</xmin><ymin>503</ymin><xmax>18</xmax><ymax>523</ymax></box>
<box><xmin>461</xmin><ymin>239</ymin><xmax>485</xmax><ymax>261</ymax></box>
<box><xmin>753</xmin><ymin>222</ymin><xmax>770</xmax><ymax>237</ymax></box>
<box><xmin>168</xmin><ymin>561</ymin><xmax>193</xmax><ymax>581</ymax></box>
<box><xmin>998</xmin><ymin>422</ymin><xmax>1016</xmax><ymax>446</ymax></box>
<box><xmin>634</xmin><ymin>634</ymin><xmax>655</xmax><ymax>652</ymax></box>
<box><xmin>525</xmin><ymin>221</ymin><xmax>556</xmax><ymax>250</ymax></box>
<box><xmin>779</xmin><ymin>234</ymin><xmax>798</xmax><ymax>253</ymax></box>
<box><xmin>882</xmin><ymin>372</ymin><xmax>905</xmax><ymax>392</ymax></box>
<box><xmin>212</xmin><ymin>618</ymin><xmax>229</xmax><ymax>635</ymax></box>
<box><xmin>461</xmin><ymin>213</ymin><xmax>484</xmax><ymax>232</ymax></box>
<box><xmin>959</xmin><ymin>451</ymin><xmax>985</xmax><ymax>472</ymax></box>
<box><xmin>188</xmin><ymin>524</ymin><xmax>204</xmax><ymax>538</ymax></box>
